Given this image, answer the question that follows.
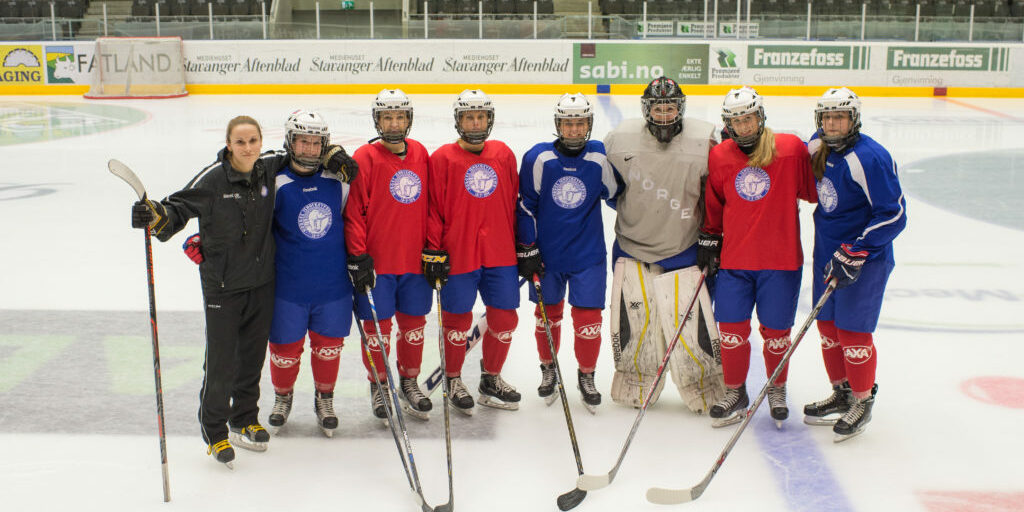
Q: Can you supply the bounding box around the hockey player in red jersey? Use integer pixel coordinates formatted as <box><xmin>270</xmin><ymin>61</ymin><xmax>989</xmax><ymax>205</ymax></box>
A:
<box><xmin>423</xmin><ymin>89</ymin><xmax>522</xmax><ymax>414</ymax></box>
<box><xmin>345</xmin><ymin>89</ymin><xmax>435</xmax><ymax>421</ymax></box>
<box><xmin>699</xmin><ymin>87</ymin><xmax>817</xmax><ymax>429</ymax></box>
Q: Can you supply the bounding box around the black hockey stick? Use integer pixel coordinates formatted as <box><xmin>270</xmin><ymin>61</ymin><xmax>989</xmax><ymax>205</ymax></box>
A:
<box><xmin>433</xmin><ymin>281</ymin><xmax>455</xmax><ymax>512</ymax></box>
<box><xmin>533</xmin><ymin>275</ymin><xmax>588</xmax><ymax>511</ymax></box>
<box><xmin>576</xmin><ymin>270</ymin><xmax>707</xmax><ymax>492</ymax></box>
<box><xmin>108</xmin><ymin>159</ymin><xmax>170</xmax><ymax>502</ymax></box>
<box><xmin>645</xmin><ymin>279</ymin><xmax>838</xmax><ymax>505</ymax></box>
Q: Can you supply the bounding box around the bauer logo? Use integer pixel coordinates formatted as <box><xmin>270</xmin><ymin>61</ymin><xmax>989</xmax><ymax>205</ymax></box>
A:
<box><xmin>0</xmin><ymin>46</ymin><xmax>44</xmax><ymax>85</ymax></box>
<box><xmin>297</xmin><ymin>201</ymin><xmax>332</xmax><ymax>239</ymax></box>
<box><xmin>887</xmin><ymin>47</ymin><xmax>999</xmax><ymax>71</ymax></box>
<box><xmin>735</xmin><ymin>167</ymin><xmax>771</xmax><ymax>201</ymax></box>
<box><xmin>464</xmin><ymin>163</ymin><xmax>498</xmax><ymax>198</ymax></box>
<box><xmin>551</xmin><ymin>175</ymin><xmax>587</xmax><ymax>209</ymax></box>
<box><xmin>748</xmin><ymin>45</ymin><xmax>869</xmax><ymax>70</ymax></box>
<box><xmin>389</xmin><ymin>169</ymin><xmax>422</xmax><ymax>204</ymax></box>
<box><xmin>818</xmin><ymin>177</ymin><xmax>839</xmax><ymax>213</ymax></box>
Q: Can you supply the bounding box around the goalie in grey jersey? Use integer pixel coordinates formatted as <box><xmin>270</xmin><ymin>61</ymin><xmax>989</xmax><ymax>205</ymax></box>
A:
<box><xmin>603</xmin><ymin>76</ymin><xmax>726</xmax><ymax>413</ymax></box>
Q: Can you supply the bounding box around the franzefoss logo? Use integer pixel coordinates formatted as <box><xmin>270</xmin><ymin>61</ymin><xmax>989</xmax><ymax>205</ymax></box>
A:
<box><xmin>888</xmin><ymin>47</ymin><xmax>988</xmax><ymax>70</ymax></box>
<box><xmin>748</xmin><ymin>46</ymin><xmax>849</xmax><ymax>69</ymax></box>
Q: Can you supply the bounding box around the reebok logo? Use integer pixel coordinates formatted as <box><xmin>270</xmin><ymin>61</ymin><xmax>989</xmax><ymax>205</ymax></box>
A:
<box><xmin>844</xmin><ymin>345</ymin><xmax>873</xmax><ymax>364</ymax></box>
<box><xmin>764</xmin><ymin>337</ymin><xmax>792</xmax><ymax>355</ymax></box>
<box><xmin>576</xmin><ymin>323</ymin><xmax>602</xmax><ymax>340</ymax></box>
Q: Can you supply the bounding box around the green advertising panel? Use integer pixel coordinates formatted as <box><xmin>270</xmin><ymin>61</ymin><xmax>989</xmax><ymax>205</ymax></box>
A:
<box><xmin>573</xmin><ymin>43</ymin><xmax>709</xmax><ymax>84</ymax></box>
<box><xmin>887</xmin><ymin>46</ymin><xmax>1005</xmax><ymax>71</ymax></box>
<box><xmin>747</xmin><ymin>45</ymin><xmax>869</xmax><ymax>70</ymax></box>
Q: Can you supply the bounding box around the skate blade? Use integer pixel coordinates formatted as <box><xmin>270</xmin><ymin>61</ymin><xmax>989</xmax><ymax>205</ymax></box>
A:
<box><xmin>223</xmin><ymin>461</ymin><xmax>235</xmax><ymax>470</ymax></box>
<box><xmin>320</xmin><ymin>427</ymin><xmax>335</xmax><ymax>438</ymax></box>
<box><xmin>774</xmin><ymin>419</ymin><xmax>784</xmax><ymax>430</ymax></box>
<box><xmin>268</xmin><ymin>424</ymin><xmax>284</xmax><ymax>435</ymax></box>
<box><xmin>477</xmin><ymin>395</ymin><xmax>519</xmax><ymax>411</ymax></box>
<box><xmin>711</xmin><ymin>413</ymin><xmax>743</xmax><ymax>428</ymax></box>
<box><xmin>400</xmin><ymin>398</ymin><xmax>431</xmax><ymax>421</ymax></box>
<box><xmin>833</xmin><ymin>427</ymin><xmax>866</xmax><ymax>443</ymax></box>
<box><xmin>804</xmin><ymin>415</ymin><xmax>839</xmax><ymax>426</ymax></box>
<box><xmin>582</xmin><ymin>401</ymin><xmax>598</xmax><ymax>415</ymax></box>
<box><xmin>229</xmin><ymin>432</ymin><xmax>268</xmax><ymax>452</ymax></box>
<box><xmin>543</xmin><ymin>393</ymin><xmax>559</xmax><ymax>407</ymax></box>
<box><xmin>450</xmin><ymin>399</ymin><xmax>476</xmax><ymax>416</ymax></box>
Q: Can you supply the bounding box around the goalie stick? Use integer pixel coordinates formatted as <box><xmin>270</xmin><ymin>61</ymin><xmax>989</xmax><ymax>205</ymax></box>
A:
<box><xmin>644</xmin><ymin>279</ymin><xmax>838</xmax><ymax>505</ymax></box>
<box><xmin>108</xmin><ymin>159</ymin><xmax>170</xmax><ymax>502</ymax></box>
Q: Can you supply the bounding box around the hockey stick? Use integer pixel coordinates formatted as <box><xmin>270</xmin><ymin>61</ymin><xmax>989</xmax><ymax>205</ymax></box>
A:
<box><xmin>645</xmin><ymin>279</ymin><xmax>838</xmax><ymax>505</ymax></box>
<box><xmin>433</xmin><ymin>281</ymin><xmax>455</xmax><ymax>512</ymax></box>
<box><xmin>108</xmin><ymin>159</ymin><xmax>170</xmax><ymax>502</ymax></box>
<box><xmin>576</xmin><ymin>270</ymin><xmax>707</xmax><ymax>492</ymax></box>
<box><xmin>533</xmin><ymin>275</ymin><xmax>588</xmax><ymax>511</ymax></box>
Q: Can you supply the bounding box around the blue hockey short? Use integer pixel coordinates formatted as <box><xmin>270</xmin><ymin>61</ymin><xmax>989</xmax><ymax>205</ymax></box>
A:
<box><xmin>354</xmin><ymin>273</ymin><xmax>433</xmax><ymax>321</ymax></box>
<box><xmin>813</xmin><ymin>259</ymin><xmax>894</xmax><ymax>333</ymax></box>
<box><xmin>269</xmin><ymin>296</ymin><xmax>353</xmax><ymax>344</ymax></box>
<box><xmin>441</xmin><ymin>265</ymin><xmax>520</xmax><ymax>314</ymax></box>
<box><xmin>713</xmin><ymin>269</ymin><xmax>801</xmax><ymax>330</ymax></box>
<box><xmin>528</xmin><ymin>262</ymin><xmax>606</xmax><ymax>309</ymax></box>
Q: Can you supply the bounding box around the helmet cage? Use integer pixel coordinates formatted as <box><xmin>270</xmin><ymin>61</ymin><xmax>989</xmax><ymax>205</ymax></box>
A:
<box><xmin>642</xmin><ymin>77</ymin><xmax>686</xmax><ymax>143</ymax></box>
<box><xmin>553</xmin><ymin>93</ymin><xmax>594</xmax><ymax>151</ymax></box>
<box><xmin>815</xmin><ymin>87</ymin><xmax>862</xmax><ymax>150</ymax></box>
<box><xmin>372</xmin><ymin>89</ymin><xmax>414</xmax><ymax>144</ymax></box>
<box><xmin>285</xmin><ymin>110</ymin><xmax>330</xmax><ymax>169</ymax></box>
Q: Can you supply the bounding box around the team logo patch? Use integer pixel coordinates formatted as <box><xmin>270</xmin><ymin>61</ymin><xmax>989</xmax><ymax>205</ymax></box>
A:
<box><xmin>818</xmin><ymin>177</ymin><xmax>839</xmax><ymax>213</ymax></box>
<box><xmin>298</xmin><ymin>201</ymin><xmax>333</xmax><ymax>239</ymax></box>
<box><xmin>734</xmin><ymin>166</ymin><xmax>771</xmax><ymax>201</ymax></box>
<box><xmin>844</xmin><ymin>345</ymin><xmax>873</xmax><ymax>365</ymax></box>
<box><xmin>552</xmin><ymin>175</ymin><xmax>587</xmax><ymax>209</ymax></box>
<box><xmin>764</xmin><ymin>336</ymin><xmax>792</xmax><ymax>355</ymax></box>
<box><xmin>390</xmin><ymin>169</ymin><xmax>422</xmax><ymax>204</ymax></box>
<box><xmin>464</xmin><ymin>163</ymin><xmax>498</xmax><ymax>198</ymax></box>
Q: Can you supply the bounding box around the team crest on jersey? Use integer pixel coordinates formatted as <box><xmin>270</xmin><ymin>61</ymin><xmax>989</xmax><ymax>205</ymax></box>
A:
<box><xmin>464</xmin><ymin>163</ymin><xmax>498</xmax><ymax>198</ymax></box>
<box><xmin>818</xmin><ymin>177</ymin><xmax>839</xmax><ymax>213</ymax></box>
<box><xmin>298</xmin><ymin>201</ymin><xmax>332</xmax><ymax>239</ymax></box>
<box><xmin>735</xmin><ymin>167</ymin><xmax>770</xmax><ymax>201</ymax></box>
<box><xmin>551</xmin><ymin>176</ymin><xmax>586</xmax><ymax>209</ymax></box>
<box><xmin>390</xmin><ymin>169</ymin><xmax>422</xmax><ymax>204</ymax></box>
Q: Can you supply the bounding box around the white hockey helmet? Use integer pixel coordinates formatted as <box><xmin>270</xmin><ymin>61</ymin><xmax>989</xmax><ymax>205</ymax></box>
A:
<box><xmin>453</xmin><ymin>89</ymin><xmax>494</xmax><ymax>145</ymax></box>
<box><xmin>721</xmin><ymin>86</ymin><xmax>765</xmax><ymax>149</ymax></box>
<box><xmin>372</xmin><ymin>88</ymin><xmax>413</xmax><ymax>144</ymax></box>
<box><xmin>815</xmin><ymin>87</ymin><xmax>862</xmax><ymax>150</ymax></box>
<box><xmin>284</xmin><ymin>109</ymin><xmax>330</xmax><ymax>168</ymax></box>
<box><xmin>553</xmin><ymin>92</ymin><xmax>594</xmax><ymax>151</ymax></box>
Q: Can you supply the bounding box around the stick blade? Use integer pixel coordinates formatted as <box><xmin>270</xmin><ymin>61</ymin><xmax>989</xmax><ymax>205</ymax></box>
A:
<box><xmin>108</xmin><ymin>159</ymin><xmax>146</xmax><ymax>200</ymax></box>
<box><xmin>556</xmin><ymin>488</ymin><xmax>586</xmax><ymax>511</ymax></box>
<box><xmin>576</xmin><ymin>473</ymin><xmax>610</xmax><ymax>491</ymax></box>
<box><xmin>432</xmin><ymin>502</ymin><xmax>453</xmax><ymax>512</ymax></box>
<box><xmin>646</xmin><ymin>486</ymin><xmax>698</xmax><ymax>504</ymax></box>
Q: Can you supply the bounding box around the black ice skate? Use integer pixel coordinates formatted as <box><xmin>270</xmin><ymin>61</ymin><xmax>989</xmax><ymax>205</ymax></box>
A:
<box><xmin>767</xmin><ymin>384</ymin><xmax>788</xmax><ymax>429</ymax></box>
<box><xmin>447</xmin><ymin>376</ymin><xmax>475</xmax><ymax>416</ymax></box>
<box><xmin>578</xmin><ymin>370</ymin><xmax>602</xmax><ymax>414</ymax></box>
<box><xmin>229</xmin><ymin>424</ymin><xmax>269</xmax><ymax>452</ymax></box>
<box><xmin>399</xmin><ymin>376</ymin><xmax>432</xmax><ymax>421</ymax></box>
<box><xmin>833</xmin><ymin>392</ymin><xmax>876</xmax><ymax>443</ymax></box>
<box><xmin>538</xmin><ymin>363</ymin><xmax>558</xmax><ymax>406</ymax></box>
<box><xmin>478</xmin><ymin>363</ymin><xmax>521</xmax><ymax>411</ymax></box>
<box><xmin>268</xmin><ymin>391</ymin><xmax>293</xmax><ymax>432</ymax></box>
<box><xmin>709</xmin><ymin>383</ymin><xmax>749</xmax><ymax>428</ymax></box>
<box><xmin>314</xmin><ymin>390</ymin><xmax>338</xmax><ymax>437</ymax></box>
<box><xmin>803</xmin><ymin>382</ymin><xmax>852</xmax><ymax>426</ymax></box>
<box><xmin>207</xmin><ymin>439</ymin><xmax>235</xmax><ymax>469</ymax></box>
<box><xmin>370</xmin><ymin>381</ymin><xmax>392</xmax><ymax>426</ymax></box>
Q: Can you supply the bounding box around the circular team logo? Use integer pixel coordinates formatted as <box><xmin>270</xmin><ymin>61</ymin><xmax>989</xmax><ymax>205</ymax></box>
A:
<box><xmin>734</xmin><ymin>166</ymin><xmax>771</xmax><ymax>201</ymax></box>
<box><xmin>298</xmin><ymin>201</ymin><xmax>333</xmax><ymax>239</ymax></box>
<box><xmin>551</xmin><ymin>176</ymin><xmax>587</xmax><ymax>209</ymax></box>
<box><xmin>817</xmin><ymin>177</ymin><xmax>839</xmax><ymax>213</ymax></box>
<box><xmin>464</xmin><ymin>163</ymin><xmax>498</xmax><ymax>198</ymax></box>
<box><xmin>390</xmin><ymin>169</ymin><xmax>422</xmax><ymax>204</ymax></box>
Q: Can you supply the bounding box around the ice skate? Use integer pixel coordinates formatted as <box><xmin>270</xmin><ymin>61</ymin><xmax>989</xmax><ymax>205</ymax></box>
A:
<box><xmin>767</xmin><ymin>384</ymin><xmax>788</xmax><ymax>429</ymax></box>
<box><xmin>268</xmin><ymin>391</ymin><xmax>293</xmax><ymax>433</ymax></box>
<box><xmin>229</xmin><ymin>424</ymin><xmax>269</xmax><ymax>452</ymax></box>
<box><xmin>578</xmin><ymin>370</ymin><xmax>601</xmax><ymax>414</ymax></box>
<box><xmin>447</xmin><ymin>376</ymin><xmax>475</xmax><ymax>416</ymax></box>
<box><xmin>399</xmin><ymin>376</ymin><xmax>432</xmax><ymax>421</ymax></box>
<box><xmin>207</xmin><ymin>439</ymin><xmax>235</xmax><ymax>469</ymax></box>
<box><xmin>803</xmin><ymin>383</ymin><xmax>852</xmax><ymax>426</ymax></box>
<box><xmin>370</xmin><ymin>381</ymin><xmax>392</xmax><ymax>427</ymax></box>
<box><xmin>314</xmin><ymin>390</ymin><xmax>338</xmax><ymax>437</ymax></box>
<box><xmin>833</xmin><ymin>393</ymin><xmax>876</xmax><ymax>443</ymax></box>
<box><xmin>478</xmin><ymin>367</ymin><xmax>521</xmax><ymax>411</ymax></box>
<box><xmin>709</xmin><ymin>383</ymin><xmax>749</xmax><ymax>428</ymax></box>
<box><xmin>538</xmin><ymin>363</ymin><xmax>558</xmax><ymax>406</ymax></box>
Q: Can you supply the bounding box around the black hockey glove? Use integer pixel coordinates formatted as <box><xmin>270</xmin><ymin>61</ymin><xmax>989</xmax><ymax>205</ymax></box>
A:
<box><xmin>347</xmin><ymin>253</ymin><xmax>376</xmax><ymax>292</ymax></box>
<box><xmin>322</xmin><ymin>145</ymin><xmax>358</xmax><ymax>184</ymax></box>
<box><xmin>516</xmin><ymin>243</ymin><xmax>544</xmax><ymax>279</ymax></box>
<box><xmin>824</xmin><ymin>243</ymin><xmax>867</xmax><ymax>289</ymax></box>
<box><xmin>696</xmin><ymin>231</ymin><xmax>723</xmax><ymax>276</ymax></box>
<box><xmin>131</xmin><ymin>199</ymin><xmax>168</xmax><ymax>234</ymax></box>
<box><xmin>421</xmin><ymin>249</ymin><xmax>451</xmax><ymax>288</ymax></box>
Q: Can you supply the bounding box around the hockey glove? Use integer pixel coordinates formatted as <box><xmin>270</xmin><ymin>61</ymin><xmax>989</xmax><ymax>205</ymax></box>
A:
<box><xmin>322</xmin><ymin>145</ymin><xmax>358</xmax><ymax>184</ymax></box>
<box><xmin>347</xmin><ymin>253</ymin><xmax>376</xmax><ymax>292</ymax></box>
<box><xmin>421</xmin><ymin>249</ymin><xmax>451</xmax><ymax>288</ymax></box>
<box><xmin>131</xmin><ymin>199</ymin><xmax>168</xmax><ymax>234</ymax></box>
<box><xmin>182</xmin><ymin>233</ymin><xmax>203</xmax><ymax>265</ymax></box>
<box><xmin>824</xmin><ymin>243</ymin><xmax>868</xmax><ymax>289</ymax></box>
<box><xmin>696</xmin><ymin>231</ymin><xmax>723</xmax><ymax>276</ymax></box>
<box><xmin>515</xmin><ymin>243</ymin><xmax>544</xmax><ymax>279</ymax></box>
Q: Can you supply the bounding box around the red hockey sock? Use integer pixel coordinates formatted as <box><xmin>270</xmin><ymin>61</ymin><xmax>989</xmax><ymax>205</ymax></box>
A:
<box><xmin>482</xmin><ymin>307</ymin><xmax>517</xmax><ymax>374</ymax></box>
<box><xmin>572</xmin><ymin>306</ymin><xmax>602</xmax><ymax>373</ymax></box>
<box><xmin>534</xmin><ymin>301</ymin><xmax>564</xmax><ymax>363</ymax></box>
<box><xmin>816</xmin><ymin>320</ymin><xmax>846</xmax><ymax>384</ymax></box>
<box><xmin>360</xmin><ymin>318</ymin><xmax>392</xmax><ymax>381</ymax></box>
<box><xmin>268</xmin><ymin>339</ymin><xmax>304</xmax><ymax>394</ymax></box>
<box><xmin>759</xmin><ymin>325</ymin><xmax>792</xmax><ymax>386</ymax></box>
<box><xmin>718</xmin><ymin>321</ymin><xmax>752</xmax><ymax>388</ymax></box>
<box><xmin>395</xmin><ymin>312</ymin><xmax>427</xmax><ymax>378</ymax></box>
<box><xmin>309</xmin><ymin>332</ymin><xmax>344</xmax><ymax>392</ymax></box>
<box><xmin>838</xmin><ymin>328</ymin><xmax>876</xmax><ymax>397</ymax></box>
<box><xmin>441</xmin><ymin>311</ymin><xmax>474</xmax><ymax>377</ymax></box>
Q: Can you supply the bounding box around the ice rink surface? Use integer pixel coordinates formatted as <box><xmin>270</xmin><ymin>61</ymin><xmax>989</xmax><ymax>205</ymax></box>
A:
<box><xmin>1</xmin><ymin>92</ymin><xmax>1023</xmax><ymax>512</ymax></box>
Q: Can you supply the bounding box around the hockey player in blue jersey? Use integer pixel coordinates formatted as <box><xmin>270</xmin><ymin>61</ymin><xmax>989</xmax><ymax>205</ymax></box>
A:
<box><xmin>516</xmin><ymin>93</ymin><xmax>620</xmax><ymax>412</ymax></box>
<box><xmin>804</xmin><ymin>88</ymin><xmax>907</xmax><ymax>442</ymax></box>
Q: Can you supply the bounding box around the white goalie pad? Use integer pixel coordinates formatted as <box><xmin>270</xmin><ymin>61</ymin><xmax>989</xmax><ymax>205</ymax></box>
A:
<box><xmin>609</xmin><ymin>257</ymin><xmax>668</xmax><ymax>408</ymax></box>
<box><xmin>652</xmin><ymin>267</ymin><xmax>727</xmax><ymax>414</ymax></box>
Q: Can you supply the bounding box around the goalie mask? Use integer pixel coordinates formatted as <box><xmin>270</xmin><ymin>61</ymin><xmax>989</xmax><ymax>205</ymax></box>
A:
<box><xmin>284</xmin><ymin>109</ymin><xmax>330</xmax><ymax>169</ymax></box>
<box><xmin>453</xmin><ymin>89</ymin><xmax>495</xmax><ymax>145</ymax></box>
<box><xmin>642</xmin><ymin>76</ymin><xmax>685</xmax><ymax>144</ymax></box>
<box><xmin>721</xmin><ymin>86</ymin><xmax>765</xmax><ymax>150</ymax></box>
<box><xmin>372</xmin><ymin>88</ymin><xmax>413</xmax><ymax>144</ymax></box>
<box><xmin>815</xmin><ymin>87</ymin><xmax>862</xmax><ymax>151</ymax></box>
<box><xmin>553</xmin><ymin>92</ymin><xmax>593</xmax><ymax>151</ymax></box>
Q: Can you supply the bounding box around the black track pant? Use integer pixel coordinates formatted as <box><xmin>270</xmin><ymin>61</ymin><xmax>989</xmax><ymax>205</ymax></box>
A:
<box><xmin>198</xmin><ymin>281</ymin><xmax>274</xmax><ymax>445</ymax></box>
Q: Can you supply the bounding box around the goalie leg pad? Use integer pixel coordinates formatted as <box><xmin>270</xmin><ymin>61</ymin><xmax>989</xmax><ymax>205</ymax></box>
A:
<box><xmin>609</xmin><ymin>258</ymin><xmax>667</xmax><ymax>408</ymax></box>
